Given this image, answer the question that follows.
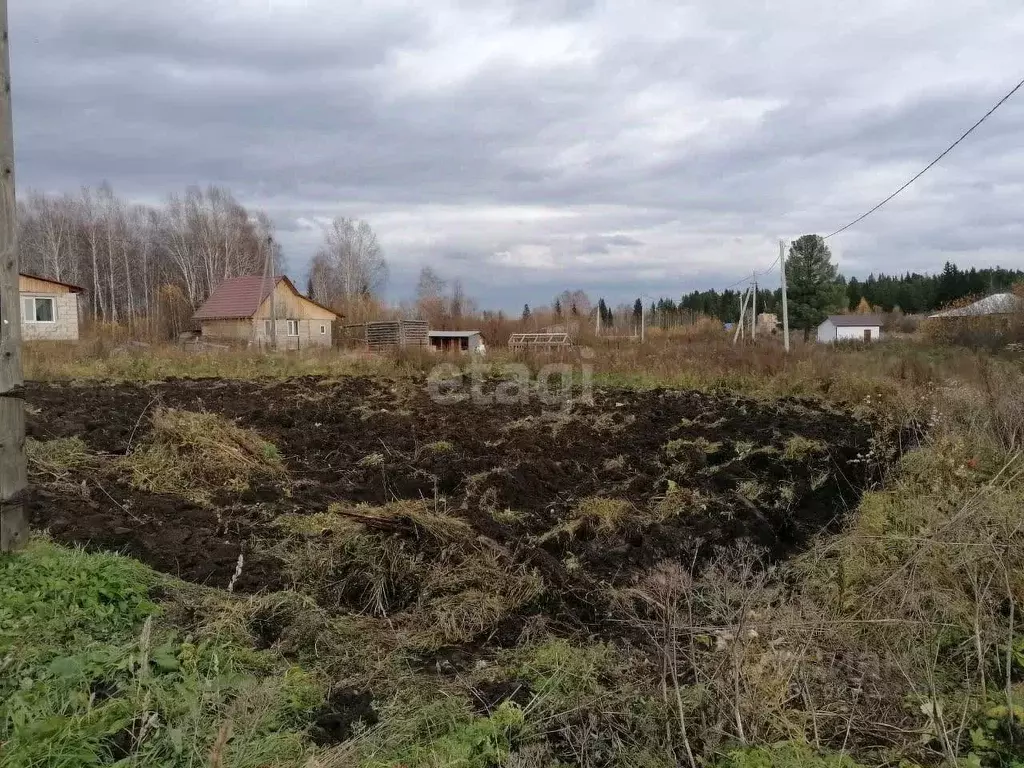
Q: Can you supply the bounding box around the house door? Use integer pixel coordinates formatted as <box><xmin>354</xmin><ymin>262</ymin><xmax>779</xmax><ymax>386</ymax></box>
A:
<box><xmin>864</xmin><ymin>329</ymin><xmax>872</xmax><ymax>342</ymax></box>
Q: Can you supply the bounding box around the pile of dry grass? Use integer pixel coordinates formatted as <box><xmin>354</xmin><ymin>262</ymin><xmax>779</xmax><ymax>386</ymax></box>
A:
<box><xmin>276</xmin><ymin>499</ymin><xmax>544</xmax><ymax>650</ymax></box>
<box><xmin>119</xmin><ymin>407</ymin><xmax>284</xmax><ymax>501</ymax></box>
<box><xmin>26</xmin><ymin>436</ymin><xmax>99</xmax><ymax>492</ymax></box>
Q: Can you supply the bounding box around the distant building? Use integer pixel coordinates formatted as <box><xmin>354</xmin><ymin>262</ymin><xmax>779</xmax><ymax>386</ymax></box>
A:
<box><xmin>929</xmin><ymin>293</ymin><xmax>1024</xmax><ymax>319</ymax></box>
<box><xmin>756</xmin><ymin>312</ymin><xmax>778</xmax><ymax>334</ymax></box>
<box><xmin>192</xmin><ymin>275</ymin><xmax>340</xmax><ymax>349</ymax></box>
<box><xmin>428</xmin><ymin>330</ymin><xmax>485</xmax><ymax>354</ymax></box>
<box><xmin>816</xmin><ymin>315</ymin><xmax>883</xmax><ymax>343</ymax></box>
<box><xmin>19</xmin><ymin>273</ymin><xmax>83</xmax><ymax>341</ymax></box>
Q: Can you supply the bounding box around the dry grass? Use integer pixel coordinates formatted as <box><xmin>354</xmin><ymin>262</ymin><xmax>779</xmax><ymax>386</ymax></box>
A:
<box><xmin>327</xmin><ymin>499</ymin><xmax>474</xmax><ymax>542</ymax></box>
<box><xmin>782</xmin><ymin>435</ymin><xmax>825</xmax><ymax>461</ymax></box>
<box><xmin>408</xmin><ymin>551</ymin><xmax>544</xmax><ymax>650</ymax></box>
<box><xmin>653</xmin><ymin>480</ymin><xmax>709</xmax><ymax>520</ymax></box>
<box><xmin>539</xmin><ymin>496</ymin><xmax>635</xmax><ymax>541</ymax></box>
<box><xmin>20</xmin><ymin>325</ymin><xmax>1024</xmax><ymax>766</ymax></box>
<box><xmin>26</xmin><ymin>436</ymin><xmax>99</xmax><ymax>491</ymax></box>
<box><xmin>119</xmin><ymin>407</ymin><xmax>284</xmax><ymax>502</ymax></box>
<box><xmin>607</xmin><ymin>366</ymin><xmax>1024</xmax><ymax>765</ymax></box>
<box><xmin>275</xmin><ymin>499</ymin><xmax>544</xmax><ymax>652</ymax></box>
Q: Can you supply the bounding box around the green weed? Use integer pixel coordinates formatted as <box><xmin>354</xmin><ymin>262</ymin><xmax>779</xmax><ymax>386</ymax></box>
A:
<box><xmin>0</xmin><ymin>540</ymin><xmax>326</xmax><ymax>768</ymax></box>
<box><xmin>714</xmin><ymin>742</ymin><xmax>866</xmax><ymax>768</ymax></box>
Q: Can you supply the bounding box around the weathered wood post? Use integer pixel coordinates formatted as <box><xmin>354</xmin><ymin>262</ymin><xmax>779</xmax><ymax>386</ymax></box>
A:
<box><xmin>0</xmin><ymin>0</ymin><xmax>28</xmax><ymax>553</ymax></box>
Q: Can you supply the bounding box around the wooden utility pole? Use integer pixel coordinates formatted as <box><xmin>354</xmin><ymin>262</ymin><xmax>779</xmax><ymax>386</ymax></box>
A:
<box><xmin>751</xmin><ymin>277</ymin><xmax>757</xmax><ymax>339</ymax></box>
<box><xmin>733</xmin><ymin>286</ymin><xmax>750</xmax><ymax>344</ymax></box>
<box><xmin>0</xmin><ymin>0</ymin><xmax>28</xmax><ymax>553</ymax></box>
<box><xmin>779</xmin><ymin>239</ymin><xmax>790</xmax><ymax>352</ymax></box>
<box><xmin>267</xmin><ymin>236</ymin><xmax>277</xmax><ymax>350</ymax></box>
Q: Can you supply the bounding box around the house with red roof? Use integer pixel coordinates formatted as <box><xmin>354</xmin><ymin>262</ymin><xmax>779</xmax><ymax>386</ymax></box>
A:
<box><xmin>192</xmin><ymin>275</ymin><xmax>340</xmax><ymax>349</ymax></box>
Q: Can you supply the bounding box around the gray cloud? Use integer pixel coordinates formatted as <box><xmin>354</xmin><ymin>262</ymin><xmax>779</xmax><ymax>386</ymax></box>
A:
<box><xmin>11</xmin><ymin>0</ymin><xmax>1024</xmax><ymax>310</ymax></box>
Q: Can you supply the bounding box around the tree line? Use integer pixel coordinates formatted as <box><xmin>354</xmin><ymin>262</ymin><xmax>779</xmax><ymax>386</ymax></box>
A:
<box><xmin>18</xmin><ymin>188</ymin><xmax>1021</xmax><ymax>345</ymax></box>
<box><xmin>17</xmin><ymin>184</ymin><xmax>389</xmax><ymax>337</ymax></box>
<box><xmin>643</xmin><ymin>257</ymin><xmax>1023</xmax><ymax>326</ymax></box>
<box><xmin>846</xmin><ymin>263</ymin><xmax>1024</xmax><ymax>314</ymax></box>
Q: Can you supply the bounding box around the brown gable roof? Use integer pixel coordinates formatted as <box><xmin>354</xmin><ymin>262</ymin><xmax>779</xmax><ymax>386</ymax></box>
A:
<box><xmin>193</xmin><ymin>275</ymin><xmax>283</xmax><ymax>320</ymax></box>
<box><xmin>19</xmin><ymin>272</ymin><xmax>84</xmax><ymax>293</ymax></box>
<box><xmin>192</xmin><ymin>275</ymin><xmax>341</xmax><ymax>321</ymax></box>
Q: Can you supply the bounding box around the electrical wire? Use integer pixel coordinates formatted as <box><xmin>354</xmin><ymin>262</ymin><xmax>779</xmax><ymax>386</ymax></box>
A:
<box><xmin>755</xmin><ymin>253</ymin><xmax>781</xmax><ymax>276</ymax></box>
<box><xmin>825</xmin><ymin>74</ymin><xmax>1024</xmax><ymax>239</ymax></box>
<box><xmin>722</xmin><ymin>252</ymin><xmax>782</xmax><ymax>291</ymax></box>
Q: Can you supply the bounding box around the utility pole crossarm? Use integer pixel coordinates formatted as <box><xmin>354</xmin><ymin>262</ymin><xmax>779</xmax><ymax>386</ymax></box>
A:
<box><xmin>0</xmin><ymin>0</ymin><xmax>28</xmax><ymax>552</ymax></box>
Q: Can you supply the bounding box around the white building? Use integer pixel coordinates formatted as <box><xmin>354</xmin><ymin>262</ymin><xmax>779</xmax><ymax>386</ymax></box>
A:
<box><xmin>816</xmin><ymin>315</ymin><xmax>883</xmax><ymax>343</ymax></box>
<box><xmin>19</xmin><ymin>273</ymin><xmax>83</xmax><ymax>341</ymax></box>
<box><xmin>928</xmin><ymin>293</ymin><xmax>1024</xmax><ymax>319</ymax></box>
<box><xmin>427</xmin><ymin>330</ymin><xmax>486</xmax><ymax>354</ymax></box>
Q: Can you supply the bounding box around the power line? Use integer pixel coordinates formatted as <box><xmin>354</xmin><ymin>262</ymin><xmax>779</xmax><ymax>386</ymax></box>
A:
<box><xmin>722</xmin><ymin>253</ymin><xmax>782</xmax><ymax>292</ymax></box>
<box><xmin>825</xmin><ymin>75</ymin><xmax>1024</xmax><ymax>240</ymax></box>
<box><xmin>723</xmin><ymin>274</ymin><xmax>755</xmax><ymax>290</ymax></box>
<box><xmin>756</xmin><ymin>253</ymin><xmax>781</xmax><ymax>276</ymax></box>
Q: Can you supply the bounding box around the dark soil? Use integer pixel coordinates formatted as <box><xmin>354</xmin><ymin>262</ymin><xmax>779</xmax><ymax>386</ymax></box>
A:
<box><xmin>470</xmin><ymin>680</ymin><xmax>534</xmax><ymax>715</ymax></box>
<box><xmin>310</xmin><ymin>688</ymin><xmax>378</xmax><ymax>745</ymax></box>
<box><xmin>25</xmin><ymin>375</ymin><xmax>880</xmax><ymax>612</ymax></box>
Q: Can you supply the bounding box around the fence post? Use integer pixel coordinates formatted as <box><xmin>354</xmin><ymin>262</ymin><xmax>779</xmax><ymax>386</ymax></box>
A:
<box><xmin>0</xmin><ymin>0</ymin><xmax>28</xmax><ymax>552</ymax></box>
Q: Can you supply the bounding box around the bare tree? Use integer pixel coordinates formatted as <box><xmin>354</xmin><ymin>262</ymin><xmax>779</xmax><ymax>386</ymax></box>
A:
<box><xmin>416</xmin><ymin>266</ymin><xmax>447</xmax><ymax>324</ymax></box>
<box><xmin>308</xmin><ymin>216</ymin><xmax>388</xmax><ymax>311</ymax></box>
<box><xmin>17</xmin><ymin>183</ymin><xmax>283</xmax><ymax>335</ymax></box>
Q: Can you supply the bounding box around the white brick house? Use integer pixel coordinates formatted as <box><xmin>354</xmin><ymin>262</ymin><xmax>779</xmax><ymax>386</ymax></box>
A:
<box><xmin>18</xmin><ymin>273</ymin><xmax>83</xmax><ymax>341</ymax></box>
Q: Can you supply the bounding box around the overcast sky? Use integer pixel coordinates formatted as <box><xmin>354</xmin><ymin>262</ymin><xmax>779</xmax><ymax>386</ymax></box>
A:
<box><xmin>11</xmin><ymin>1</ymin><xmax>1024</xmax><ymax>309</ymax></box>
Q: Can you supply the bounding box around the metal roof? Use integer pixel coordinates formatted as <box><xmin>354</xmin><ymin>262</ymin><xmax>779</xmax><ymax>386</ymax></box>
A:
<box><xmin>192</xmin><ymin>275</ymin><xmax>340</xmax><ymax>321</ymax></box>
<box><xmin>427</xmin><ymin>330</ymin><xmax>481</xmax><ymax>338</ymax></box>
<box><xmin>929</xmin><ymin>293</ymin><xmax>1024</xmax><ymax>318</ymax></box>
<box><xmin>826</xmin><ymin>314</ymin><xmax>883</xmax><ymax>327</ymax></box>
<box><xmin>193</xmin><ymin>275</ymin><xmax>282</xmax><ymax>320</ymax></box>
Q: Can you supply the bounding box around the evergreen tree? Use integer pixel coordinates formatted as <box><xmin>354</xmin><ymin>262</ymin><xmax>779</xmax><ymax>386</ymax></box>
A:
<box><xmin>521</xmin><ymin>304</ymin><xmax>531</xmax><ymax>321</ymax></box>
<box><xmin>554</xmin><ymin>299</ymin><xmax>562</xmax><ymax>317</ymax></box>
<box><xmin>786</xmin><ymin>234</ymin><xmax>846</xmax><ymax>341</ymax></box>
<box><xmin>632</xmin><ymin>298</ymin><xmax>643</xmax><ymax>327</ymax></box>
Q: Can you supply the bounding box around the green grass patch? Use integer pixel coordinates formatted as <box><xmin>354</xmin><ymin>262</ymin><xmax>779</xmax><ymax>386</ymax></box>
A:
<box><xmin>714</xmin><ymin>742</ymin><xmax>866</xmax><ymax>768</ymax></box>
<box><xmin>0</xmin><ymin>540</ymin><xmax>326</xmax><ymax>768</ymax></box>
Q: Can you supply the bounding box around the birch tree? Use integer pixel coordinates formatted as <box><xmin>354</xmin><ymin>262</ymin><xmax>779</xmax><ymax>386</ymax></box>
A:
<box><xmin>308</xmin><ymin>216</ymin><xmax>388</xmax><ymax>309</ymax></box>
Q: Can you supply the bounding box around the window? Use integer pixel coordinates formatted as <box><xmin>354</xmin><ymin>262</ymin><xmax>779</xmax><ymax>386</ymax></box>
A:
<box><xmin>287</xmin><ymin>320</ymin><xmax>299</xmax><ymax>337</ymax></box>
<box><xmin>22</xmin><ymin>296</ymin><xmax>55</xmax><ymax>323</ymax></box>
<box><xmin>320</xmin><ymin>324</ymin><xmax>326</xmax><ymax>335</ymax></box>
<box><xmin>264</xmin><ymin>320</ymin><xmax>273</xmax><ymax>337</ymax></box>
